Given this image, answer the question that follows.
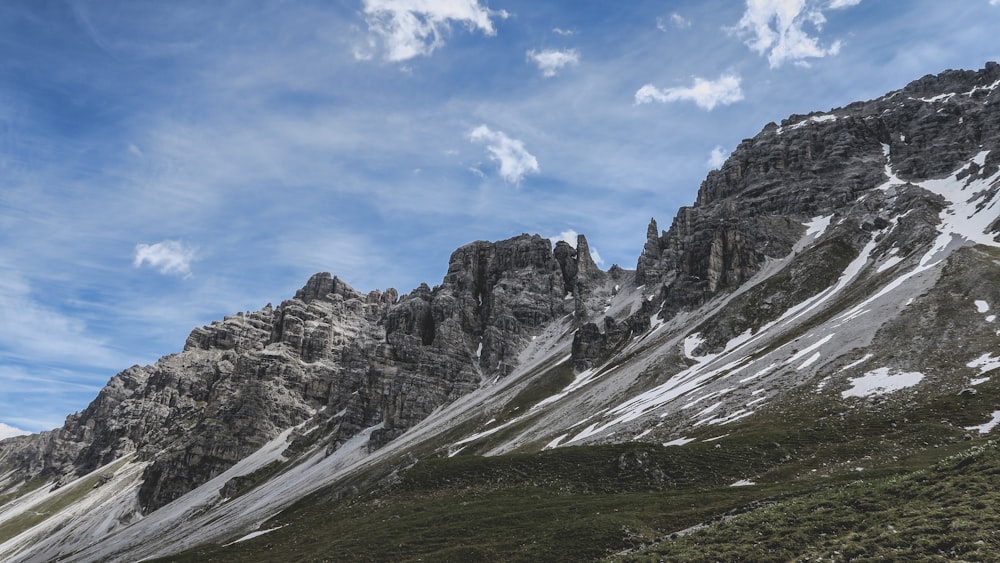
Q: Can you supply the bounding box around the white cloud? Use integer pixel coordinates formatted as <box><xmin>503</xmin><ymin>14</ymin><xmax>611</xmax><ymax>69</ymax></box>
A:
<box><xmin>635</xmin><ymin>73</ymin><xmax>744</xmax><ymax>110</ymax></box>
<box><xmin>467</xmin><ymin>125</ymin><xmax>539</xmax><ymax>184</ymax></box>
<box><xmin>133</xmin><ymin>240</ymin><xmax>197</xmax><ymax>277</ymax></box>
<box><xmin>360</xmin><ymin>0</ymin><xmax>508</xmax><ymax>62</ymax></box>
<box><xmin>732</xmin><ymin>0</ymin><xmax>846</xmax><ymax>68</ymax></box>
<box><xmin>707</xmin><ymin>145</ymin><xmax>728</xmax><ymax>168</ymax></box>
<box><xmin>549</xmin><ymin>229</ymin><xmax>603</xmax><ymax>265</ymax></box>
<box><xmin>527</xmin><ymin>48</ymin><xmax>580</xmax><ymax>77</ymax></box>
<box><xmin>659</xmin><ymin>12</ymin><xmax>692</xmax><ymax>30</ymax></box>
<box><xmin>0</xmin><ymin>422</ymin><xmax>30</xmax><ymax>439</ymax></box>
<box><xmin>828</xmin><ymin>0</ymin><xmax>862</xmax><ymax>7</ymax></box>
<box><xmin>552</xmin><ymin>27</ymin><xmax>575</xmax><ymax>36</ymax></box>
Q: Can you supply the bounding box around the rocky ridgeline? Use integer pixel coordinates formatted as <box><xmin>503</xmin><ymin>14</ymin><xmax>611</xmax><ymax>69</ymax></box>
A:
<box><xmin>0</xmin><ymin>234</ymin><xmax>608</xmax><ymax>513</ymax></box>
<box><xmin>3</xmin><ymin>62</ymin><xmax>1000</xmax><ymax>522</ymax></box>
<box><xmin>635</xmin><ymin>62</ymin><xmax>1000</xmax><ymax>328</ymax></box>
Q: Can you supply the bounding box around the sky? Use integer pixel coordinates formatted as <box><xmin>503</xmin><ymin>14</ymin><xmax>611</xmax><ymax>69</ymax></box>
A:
<box><xmin>1</xmin><ymin>0</ymin><xmax>1000</xmax><ymax>436</ymax></box>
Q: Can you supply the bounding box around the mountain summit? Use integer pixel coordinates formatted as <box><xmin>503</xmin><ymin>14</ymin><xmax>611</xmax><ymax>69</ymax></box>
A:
<box><xmin>3</xmin><ymin>63</ymin><xmax>1000</xmax><ymax>561</ymax></box>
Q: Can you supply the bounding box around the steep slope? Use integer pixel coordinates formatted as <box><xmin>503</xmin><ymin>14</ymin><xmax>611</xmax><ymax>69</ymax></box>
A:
<box><xmin>2</xmin><ymin>63</ymin><xmax>1000</xmax><ymax>562</ymax></box>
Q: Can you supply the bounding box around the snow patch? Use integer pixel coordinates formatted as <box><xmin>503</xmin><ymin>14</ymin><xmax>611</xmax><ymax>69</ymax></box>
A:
<box><xmin>976</xmin><ymin>300</ymin><xmax>990</xmax><ymax>314</ymax></box>
<box><xmin>971</xmin><ymin>377</ymin><xmax>990</xmax><ymax>386</ymax></box>
<box><xmin>841</xmin><ymin>368</ymin><xmax>924</xmax><ymax>398</ymax></box>
<box><xmin>967</xmin><ymin>353</ymin><xmax>1000</xmax><ymax>375</ymax></box>
<box><xmin>682</xmin><ymin>333</ymin><xmax>706</xmax><ymax>359</ymax></box>
<box><xmin>225</xmin><ymin>525</ymin><xmax>287</xmax><ymax>546</ymax></box>
<box><xmin>918</xmin><ymin>92</ymin><xmax>956</xmax><ymax>103</ymax></box>
<box><xmin>779</xmin><ymin>114</ymin><xmax>837</xmax><ymax>134</ymax></box>
<box><xmin>966</xmin><ymin>411</ymin><xmax>1000</xmax><ymax>434</ymax></box>
<box><xmin>663</xmin><ymin>437</ymin><xmax>695</xmax><ymax>446</ymax></box>
<box><xmin>877</xmin><ymin>254</ymin><xmax>903</xmax><ymax>273</ymax></box>
<box><xmin>544</xmin><ymin>433</ymin><xmax>569</xmax><ymax>450</ymax></box>
<box><xmin>803</xmin><ymin>214</ymin><xmax>833</xmax><ymax>237</ymax></box>
<box><xmin>730</xmin><ymin>479</ymin><xmax>755</xmax><ymax>487</ymax></box>
<box><xmin>797</xmin><ymin>352</ymin><xmax>822</xmax><ymax>370</ymax></box>
<box><xmin>839</xmin><ymin>353</ymin><xmax>874</xmax><ymax>372</ymax></box>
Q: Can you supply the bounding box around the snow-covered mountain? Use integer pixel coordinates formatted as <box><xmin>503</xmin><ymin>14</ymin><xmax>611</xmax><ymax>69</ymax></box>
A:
<box><xmin>3</xmin><ymin>63</ymin><xmax>1000</xmax><ymax>562</ymax></box>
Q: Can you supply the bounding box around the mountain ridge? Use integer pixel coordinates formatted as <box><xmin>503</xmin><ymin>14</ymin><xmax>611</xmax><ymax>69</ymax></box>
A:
<box><xmin>3</xmin><ymin>62</ymin><xmax>1000</xmax><ymax>561</ymax></box>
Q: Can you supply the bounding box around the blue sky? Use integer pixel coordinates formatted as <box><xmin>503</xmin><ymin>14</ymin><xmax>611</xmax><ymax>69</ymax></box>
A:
<box><xmin>2</xmin><ymin>0</ymin><xmax>999</xmax><ymax>435</ymax></box>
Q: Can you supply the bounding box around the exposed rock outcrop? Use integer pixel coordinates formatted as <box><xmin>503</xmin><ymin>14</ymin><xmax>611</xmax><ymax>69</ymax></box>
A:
<box><xmin>636</xmin><ymin>62</ymin><xmax>1000</xmax><ymax>323</ymax></box>
<box><xmin>0</xmin><ymin>234</ymin><xmax>611</xmax><ymax>514</ymax></box>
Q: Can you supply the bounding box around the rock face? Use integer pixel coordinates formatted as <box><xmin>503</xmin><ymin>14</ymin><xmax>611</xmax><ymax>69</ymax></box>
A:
<box><xmin>636</xmin><ymin>62</ymin><xmax>1000</xmax><ymax>320</ymax></box>
<box><xmin>0</xmin><ymin>234</ymin><xmax>609</xmax><ymax>513</ymax></box>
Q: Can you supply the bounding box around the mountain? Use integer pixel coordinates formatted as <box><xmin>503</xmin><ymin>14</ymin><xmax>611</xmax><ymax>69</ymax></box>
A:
<box><xmin>2</xmin><ymin>62</ymin><xmax>1000</xmax><ymax>562</ymax></box>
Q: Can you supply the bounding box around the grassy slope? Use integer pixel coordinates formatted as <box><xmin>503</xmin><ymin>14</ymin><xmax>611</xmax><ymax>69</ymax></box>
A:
<box><xmin>157</xmin><ymin>379</ymin><xmax>1000</xmax><ymax>563</ymax></box>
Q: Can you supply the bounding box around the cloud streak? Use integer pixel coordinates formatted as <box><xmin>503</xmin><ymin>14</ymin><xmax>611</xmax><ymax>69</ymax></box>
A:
<box><xmin>635</xmin><ymin>73</ymin><xmax>744</xmax><ymax>110</ymax></box>
<box><xmin>467</xmin><ymin>125</ymin><xmax>540</xmax><ymax>184</ymax></box>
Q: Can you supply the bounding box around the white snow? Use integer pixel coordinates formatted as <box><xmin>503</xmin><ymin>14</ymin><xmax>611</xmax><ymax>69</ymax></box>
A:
<box><xmin>836</xmin><ymin>150</ymin><xmax>1000</xmax><ymax>324</ymax></box>
<box><xmin>779</xmin><ymin>114</ymin><xmax>837</xmax><ymax>134</ymax></box>
<box><xmin>797</xmin><ymin>352</ymin><xmax>822</xmax><ymax>370</ymax></box>
<box><xmin>787</xmin><ymin>334</ymin><xmax>836</xmax><ymax>366</ymax></box>
<box><xmin>682</xmin><ymin>333</ymin><xmax>706</xmax><ymax>359</ymax></box>
<box><xmin>452</xmin><ymin>415</ymin><xmax>528</xmax><ymax>447</ymax></box>
<box><xmin>841</xmin><ymin>368</ymin><xmax>924</xmax><ymax>398</ymax></box>
<box><xmin>739</xmin><ymin>362</ymin><xmax>776</xmax><ymax>384</ymax></box>
<box><xmin>967</xmin><ymin>353</ymin><xmax>1000</xmax><ymax>375</ymax></box>
<box><xmin>966</xmin><ymin>411</ymin><xmax>1000</xmax><ymax>434</ymax></box>
<box><xmin>730</xmin><ymin>479</ymin><xmax>755</xmax><ymax>487</ymax></box>
<box><xmin>803</xmin><ymin>214</ymin><xmax>833</xmax><ymax>237</ymax></box>
<box><xmin>971</xmin><ymin>377</ymin><xmax>990</xmax><ymax>386</ymax></box>
<box><xmin>226</xmin><ymin>525</ymin><xmax>286</xmax><ymax>545</ymax></box>
<box><xmin>663</xmin><ymin>437</ymin><xmax>696</xmax><ymax>446</ymax></box>
<box><xmin>531</xmin><ymin>364</ymin><xmax>612</xmax><ymax>410</ymax></box>
<box><xmin>839</xmin><ymin>353</ymin><xmax>874</xmax><ymax>372</ymax></box>
<box><xmin>918</xmin><ymin>92</ymin><xmax>956</xmax><ymax>103</ymax></box>
<box><xmin>877</xmin><ymin>254</ymin><xmax>903</xmax><ymax>273</ymax></box>
<box><xmin>876</xmin><ymin>143</ymin><xmax>906</xmax><ymax>189</ymax></box>
<box><xmin>987</xmin><ymin>315</ymin><xmax>997</xmax><ymax>323</ymax></box>
<box><xmin>694</xmin><ymin>401</ymin><xmax>724</xmax><ymax>418</ymax></box>
<box><xmin>976</xmin><ymin>300</ymin><xmax>991</xmax><ymax>313</ymax></box>
<box><xmin>544</xmin><ymin>433</ymin><xmax>569</xmax><ymax>450</ymax></box>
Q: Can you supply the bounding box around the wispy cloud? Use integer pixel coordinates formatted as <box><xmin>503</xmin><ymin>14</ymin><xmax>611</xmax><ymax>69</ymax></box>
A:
<box><xmin>527</xmin><ymin>48</ymin><xmax>580</xmax><ymax>77</ymax></box>
<box><xmin>635</xmin><ymin>73</ymin><xmax>744</xmax><ymax>110</ymax></box>
<box><xmin>552</xmin><ymin>27</ymin><xmax>575</xmax><ymax>36</ymax></box>
<box><xmin>707</xmin><ymin>145</ymin><xmax>728</xmax><ymax>168</ymax></box>
<box><xmin>0</xmin><ymin>270</ymin><xmax>125</xmax><ymax>370</ymax></box>
<box><xmin>658</xmin><ymin>13</ymin><xmax>691</xmax><ymax>31</ymax></box>
<box><xmin>467</xmin><ymin>125</ymin><xmax>539</xmax><ymax>184</ymax></box>
<box><xmin>359</xmin><ymin>0</ymin><xmax>508</xmax><ymax>62</ymax></box>
<box><xmin>134</xmin><ymin>240</ymin><xmax>197</xmax><ymax>277</ymax></box>
<box><xmin>731</xmin><ymin>0</ymin><xmax>847</xmax><ymax>68</ymax></box>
